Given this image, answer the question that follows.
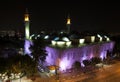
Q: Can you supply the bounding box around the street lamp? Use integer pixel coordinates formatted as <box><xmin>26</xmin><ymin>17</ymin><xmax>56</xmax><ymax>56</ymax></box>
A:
<box><xmin>18</xmin><ymin>74</ymin><xmax>21</xmax><ymax>82</ymax></box>
<box><xmin>55</xmin><ymin>65</ymin><xmax>60</xmax><ymax>82</ymax></box>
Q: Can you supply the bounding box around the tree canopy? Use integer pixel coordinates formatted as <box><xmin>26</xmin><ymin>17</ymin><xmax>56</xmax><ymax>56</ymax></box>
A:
<box><xmin>30</xmin><ymin>38</ymin><xmax>47</xmax><ymax>63</ymax></box>
<box><xmin>0</xmin><ymin>55</ymin><xmax>37</xmax><ymax>80</ymax></box>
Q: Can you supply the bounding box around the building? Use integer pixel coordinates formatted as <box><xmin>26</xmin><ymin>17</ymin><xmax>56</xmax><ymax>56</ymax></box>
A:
<box><xmin>45</xmin><ymin>32</ymin><xmax>114</xmax><ymax>72</ymax></box>
<box><xmin>25</xmin><ymin>10</ymin><xmax>115</xmax><ymax>73</ymax></box>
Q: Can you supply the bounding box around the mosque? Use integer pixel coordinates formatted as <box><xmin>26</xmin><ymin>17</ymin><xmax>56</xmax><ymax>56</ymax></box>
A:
<box><xmin>24</xmin><ymin>10</ymin><xmax>115</xmax><ymax>73</ymax></box>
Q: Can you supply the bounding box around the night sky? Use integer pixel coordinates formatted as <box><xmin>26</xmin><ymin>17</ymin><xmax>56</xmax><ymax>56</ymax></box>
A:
<box><xmin>0</xmin><ymin>1</ymin><xmax>120</xmax><ymax>33</ymax></box>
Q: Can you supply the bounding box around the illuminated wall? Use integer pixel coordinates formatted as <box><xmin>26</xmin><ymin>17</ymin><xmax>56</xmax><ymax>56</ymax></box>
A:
<box><xmin>45</xmin><ymin>41</ymin><xmax>114</xmax><ymax>71</ymax></box>
<box><xmin>24</xmin><ymin>40</ymin><xmax>33</xmax><ymax>56</ymax></box>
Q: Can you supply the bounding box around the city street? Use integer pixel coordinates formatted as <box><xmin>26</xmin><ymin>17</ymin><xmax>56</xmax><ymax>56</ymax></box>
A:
<box><xmin>6</xmin><ymin>60</ymin><xmax>120</xmax><ymax>82</ymax></box>
<box><xmin>85</xmin><ymin>61</ymin><xmax>120</xmax><ymax>82</ymax></box>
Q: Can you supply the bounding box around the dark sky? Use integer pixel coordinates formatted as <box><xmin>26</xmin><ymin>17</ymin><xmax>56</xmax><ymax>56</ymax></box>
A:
<box><xmin>0</xmin><ymin>1</ymin><xmax>120</xmax><ymax>33</ymax></box>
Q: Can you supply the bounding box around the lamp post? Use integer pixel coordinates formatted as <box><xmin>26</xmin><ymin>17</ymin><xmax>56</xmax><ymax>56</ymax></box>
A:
<box><xmin>19</xmin><ymin>76</ymin><xmax>21</xmax><ymax>82</ymax></box>
<box><xmin>55</xmin><ymin>65</ymin><xmax>59</xmax><ymax>82</ymax></box>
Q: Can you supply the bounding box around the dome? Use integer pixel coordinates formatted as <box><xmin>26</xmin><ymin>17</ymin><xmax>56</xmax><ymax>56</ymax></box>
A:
<box><xmin>69</xmin><ymin>34</ymin><xmax>80</xmax><ymax>39</ymax></box>
<box><xmin>53</xmin><ymin>36</ymin><xmax>70</xmax><ymax>42</ymax></box>
<box><xmin>52</xmin><ymin>36</ymin><xmax>71</xmax><ymax>47</ymax></box>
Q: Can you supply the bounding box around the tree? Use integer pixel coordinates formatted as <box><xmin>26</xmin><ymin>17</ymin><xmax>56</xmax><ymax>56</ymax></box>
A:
<box><xmin>21</xmin><ymin>55</ymin><xmax>37</xmax><ymax>77</ymax></box>
<box><xmin>0</xmin><ymin>58</ymin><xmax>7</xmax><ymax>73</ymax></box>
<box><xmin>91</xmin><ymin>57</ymin><xmax>102</xmax><ymax>65</ymax></box>
<box><xmin>30</xmin><ymin>38</ymin><xmax>47</xmax><ymax>63</ymax></box>
<box><xmin>83</xmin><ymin>60</ymin><xmax>91</xmax><ymax>66</ymax></box>
<box><xmin>72</xmin><ymin>61</ymin><xmax>81</xmax><ymax>70</ymax></box>
<box><xmin>0</xmin><ymin>55</ymin><xmax>23</xmax><ymax>81</ymax></box>
<box><xmin>0</xmin><ymin>55</ymin><xmax>37</xmax><ymax>81</ymax></box>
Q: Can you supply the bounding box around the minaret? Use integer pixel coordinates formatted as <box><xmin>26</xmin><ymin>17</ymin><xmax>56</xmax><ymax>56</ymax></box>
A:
<box><xmin>24</xmin><ymin>9</ymin><xmax>32</xmax><ymax>55</ymax></box>
<box><xmin>66</xmin><ymin>14</ymin><xmax>71</xmax><ymax>34</ymax></box>
<box><xmin>24</xmin><ymin>9</ymin><xmax>30</xmax><ymax>40</ymax></box>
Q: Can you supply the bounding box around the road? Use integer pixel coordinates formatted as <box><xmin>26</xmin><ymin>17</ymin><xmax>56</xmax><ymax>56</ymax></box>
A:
<box><xmin>6</xmin><ymin>60</ymin><xmax>120</xmax><ymax>82</ymax></box>
<box><xmin>78</xmin><ymin>61</ymin><xmax>120</xmax><ymax>82</ymax></box>
<box><xmin>56</xmin><ymin>61</ymin><xmax>120</xmax><ymax>82</ymax></box>
<box><xmin>85</xmin><ymin>62</ymin><xmax>120</xmax><ymax>82</ymax></box>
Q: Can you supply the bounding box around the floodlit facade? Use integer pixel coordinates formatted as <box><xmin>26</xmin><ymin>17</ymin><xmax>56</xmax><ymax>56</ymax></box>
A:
<box><xmin>44</xmin><ymin>32</ymin><xmax>115</xmax><ymax>72</ymax></box>
<box><xmin>45</xmin><ymin>41</ymin><xmax>114</xmax><ymax>72</ymax></box>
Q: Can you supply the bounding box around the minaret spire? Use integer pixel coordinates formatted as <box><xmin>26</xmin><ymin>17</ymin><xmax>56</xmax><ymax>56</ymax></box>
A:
<box><xmin>24</xmin><ymin>8</ymin><xmax>32</xmax><ymax>55</ymax></box>
<box><xmin>66</xmin><ymin>14</ymin><xmax>71</xmax><ymax>34</ymax></box>
<box><xmin>24</xmin><ymin>8</ymin><xmax>30</xmax><ymax>40</ymax></box>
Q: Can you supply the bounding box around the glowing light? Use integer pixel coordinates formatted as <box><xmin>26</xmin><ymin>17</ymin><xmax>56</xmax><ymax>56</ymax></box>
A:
<box><xmin>48</xmin><ymin>66</ymin><xmax>56</xmax><ymax>70</ymax></box>
<box><xmin>30</xmin><ymin>34</ymin><xmax>35</xmax><ymax>40</ymax></box>
<box><xmin>81</xmin><ymin>55</ymin><xmax>87</xmax><ymax>61</ymax></box>
<box><xmin>91</xmin><ymin>36</ymin><xmax>95</xmax><ymax>42</ymax></box>
<box><xmin>24</xmin><ymin>40</ymin><xmax>33</xmax><ymax>56</ymax></box>
<box><xmin>66</xmin><ymin>41</ymin><xmax>71</xmax><ymax>46</ymax></box>
<box><xmin>104</xmin><ymin>35</ymin><xmax>107</xmax><ymax>38</ymax></box>
<box><xmin>56</xmin><ymin>41</ymin><xmax>65</xmax><ymax>46</ymax></box>
<box><xmin>37</xmin><ymin>34</ymin><xmax>40</xmax><ymax>37</ymax></box>
<box><xmin>51</xmin><ymin>40</ymin><xmax>56</xmax><ymax>45</ymax></box>
<box><xmin>54</xmin><ymin>37</ymin><xmax>59</xmax><ymax>41</ymax></box>
<box><xmin>24</xmin><ymin>14</ymin><xmax>29</xmax><ymax>21</ymax></box>
<box><xmin>44</xmin><ymin>35</ymin><xmax>49</xmax><ymax>39</ymax></box>
<box><xmin>100</xmin><ymin>37</ymin><xmax>102</xmax><ymax>42</ymax></box>
<box><xmin>59</xmin><ymin>56</ymin><xmax>71</xmax><ymax>71</ymax></box>
<box><xmin>100</xmin><ymin>50</ymin><xmax>107</xmax><ymax>60</ymax></box>
<box><xmin>97</xmin><ymin>34</ymin><xmax>102</xmax><ymax>42</ymax></box>
<box><xmin>104</xmin><ymin>36</ymin><xmax>110</xmax><ymax>41</ymax></box>
<box><xmin>90</xmin><ymin>53</ymin><xmax>93</xmax><ymax>59</ymax></box>
<box><xmin>79</xmin><ymin>39</ymin><xmax>85</xmax><ymax>44</ymax></box>
<box><xmin>100</xmin><ymin>52</ymin><xmax>104</xmax><ymax>60</ymax></box>
<box><xmin>97</xmin><ymin>34</ymin><xmax>101</xmax><ymax>38</ymax></box>
<box><xmin>67</xmin><ymin>19</ymin><xmax>71</xmax><ymax>24</ymax></box>
<box><xmin>62</xmin><ymin>37</ymin><xmax>70</xmax><ymax>41</ymax></box>
<box><xmin>35</xmin><ymin>37</ymin><xmax>37</xmax><ymax>40</ymax></box>
<box><xmin>107</xmin><ymin>38</ymin><xmax>110</xmax><ymax>41</ymax></box>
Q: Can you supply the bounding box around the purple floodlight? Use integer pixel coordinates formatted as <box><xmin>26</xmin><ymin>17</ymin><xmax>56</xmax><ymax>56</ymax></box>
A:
<box><xmin>45</xmin><ymin>42</ymin><xmax>115</xmax><ymax>71</ymax></box>
<box><xmin>24</xmin><ymin>40</ymin><xmax>33</xmax><ymax>55</ymax></box>
<box><xmin>59</xmin><ymin>56</ymin><xmax>71</xmax><ymax>71</ymax></box>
